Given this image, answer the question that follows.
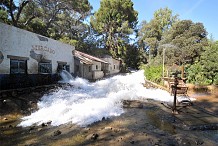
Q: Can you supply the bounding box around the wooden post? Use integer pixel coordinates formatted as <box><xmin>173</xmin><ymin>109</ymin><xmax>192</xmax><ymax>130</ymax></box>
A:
<box><xmin>181</xmin><ymin>65</ymin><xmax>184</xmax><ymax>78</ymax></box>
<box><xmin>172</xmin><ymin>74</ymin><xmax>179</xmax><ymax>114</ymax></box>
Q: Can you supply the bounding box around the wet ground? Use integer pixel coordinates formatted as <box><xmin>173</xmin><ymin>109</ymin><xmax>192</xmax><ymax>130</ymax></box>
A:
<box><xmin>0</xmin><ymin>84</ymin><xmax>218</xmax><ymax>146</ymax></box>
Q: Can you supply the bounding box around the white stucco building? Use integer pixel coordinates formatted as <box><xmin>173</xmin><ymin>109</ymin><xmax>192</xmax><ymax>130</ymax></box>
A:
<box><xmin>0</xmin><ymin>22</ymin><xmax>75</xmax><ymax>90</ymax></box>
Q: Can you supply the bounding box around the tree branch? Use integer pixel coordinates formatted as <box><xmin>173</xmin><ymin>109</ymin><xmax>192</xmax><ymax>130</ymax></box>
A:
<box><xmin>9</xmin><ymin>0</ymin><xmax>16</xmax><ymax>26</ymax></box>
<box><xmin>15</xmin><ymin>0</ymin><xmax>30</xmax><ymax>25</ymax></box>
<box><xmin>24</xmin><ymin>15</ymin><xmax>35</xmax><ymax>26</ymax></box>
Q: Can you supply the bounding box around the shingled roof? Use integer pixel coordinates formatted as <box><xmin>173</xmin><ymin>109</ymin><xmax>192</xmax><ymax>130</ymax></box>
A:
<box><xmin>74</xmin><ymin>50</ymin><xmax>109</xmax><ymax>64</ymax></box>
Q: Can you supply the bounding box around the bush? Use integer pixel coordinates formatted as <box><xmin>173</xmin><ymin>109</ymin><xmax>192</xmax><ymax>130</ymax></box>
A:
<box><xmin>140</xmin><ymin>64</ymin><xmax>163</xmax><ymax>84</ymax></box>
<box><xmin>186</xmin><ymin>63</ymin><xmax>211</xmax><ymax>85</ymax></box>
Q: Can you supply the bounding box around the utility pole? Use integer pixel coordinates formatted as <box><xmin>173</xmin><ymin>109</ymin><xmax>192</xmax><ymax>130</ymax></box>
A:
<box><xmin>162</xmin><ymin>48</ymin><xmax>165</xmax><ymax>77</ymax></box>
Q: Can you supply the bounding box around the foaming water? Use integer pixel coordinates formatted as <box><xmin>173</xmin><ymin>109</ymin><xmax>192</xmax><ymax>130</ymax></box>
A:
<box><xmin>59</xmin><ymin>70</ymin><xmax>74</xmax><ymax>82</ymax></box>
<box><xmin>19</xmin><ymin>70</ymin><xmax>192</xmax><ymax>127</ymax></box>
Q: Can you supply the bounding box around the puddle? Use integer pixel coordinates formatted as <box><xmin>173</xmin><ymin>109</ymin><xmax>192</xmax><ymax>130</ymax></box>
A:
<box><xmin>144</xmin><ymin>107</ymin><xmax>177</xmax><ymax>134</ymax></box>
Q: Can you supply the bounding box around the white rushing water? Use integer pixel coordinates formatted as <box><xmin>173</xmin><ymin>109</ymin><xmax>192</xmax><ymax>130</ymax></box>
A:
<box><xmin>59</xmin><ymin>70</ymin><xmax>74</xmax><ymax>82</ymax></box>
<box><xmin>19</xmin><ymin>70</ymin><xmax>193</xmax><ymax>127</ymax></box>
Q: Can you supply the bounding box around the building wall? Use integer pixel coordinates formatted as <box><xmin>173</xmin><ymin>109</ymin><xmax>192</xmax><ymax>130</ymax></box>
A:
<box><xmin>0</xmin><ymin>22</ymin><xmax>74</xmax><ymax>74</ymax></box>
<box><xmin>74</xmin><ymin>59</ymin><xmax>81</xmax><ymax>77</ymax></box>
<box><xmin>91</xmin><ymin>61</ymin><xmax>102</xmax><ymax>71</ymax></box>
<box><xmin>82</xmin><ymin>64</ymin><xmax>93</xmax><ymax>79</ymax></box>
<box><xmin>91</xmin><ymin>61</ymin><xmax>104</xmax><ymax>79</ymax></box>
<box><xmin>93</xmin><ymin>71</ymin><xmax>104</xmax><ymax>80</ymax></box>
<box><xmin>0</xmin><ymin>22</ymin><xmax>75</xmax><ymax>90</ymax></box>
<box><xmin>74</xmin><ymin>59</ymin><xmax>105</xmax><ymax>80</ymax></box>
<box><xmin>101</xmin><ymin>56</ymin><xmax>120</xmax><ymax>75</ymax></box>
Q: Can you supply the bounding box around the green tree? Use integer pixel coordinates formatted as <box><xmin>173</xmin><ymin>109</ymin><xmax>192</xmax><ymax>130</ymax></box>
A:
<box><xmin>90</xmin><ymin>0</ymin><xmax>138</xmax><ymax>59</ymax></box>
<box><xmin>200</xmin><ymin>41</ymin><xmax>218</xmax><ymax>84</ymax></box>
<box><xmin>22</xmin><ymin>0</ymin><xmax>92</xmax><ymax>39</ymax></box>
<box><xmin>125</xmin><ymin>44</ymin><xmax>147</xmax><ymax>69</ymax></box>
<box><xmin>0</xmin><ymin>8</ymin><xmax>8</xmax><ymax>23</ymax></box>
<box><xmin>138</xmin><ymin>7</ymin><xmax>178</xmax><ymax>60</ymax></box>
<box><xmin>0</xmin><ymin>0</ymin><xmax>92</xmax><ymax>39</ymax></box>
<box><xmin>160</xmin><ymin>20</ymin><xmax>208</xmax><ymax>65</ymax></box>
<box><xmin>186</xmin><ymin>41</ymin><xmax>218</xmax><ymax>85</ymax></box>
<box><xmin>0</xmin><ymin>0</ymin><xmax>30</xmax><ymax>26</ymax></box>
<box><xmin>186</xmin><ymin>63</ymin><xmax>210</xmax><ymax>85</ymax></box>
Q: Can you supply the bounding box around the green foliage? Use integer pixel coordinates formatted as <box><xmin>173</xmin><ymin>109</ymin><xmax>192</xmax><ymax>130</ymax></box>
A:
<box><xmin>186</xmin><ymin>63</ymin><xmax>211</xmax><ymax>85</ymax></box>
<box><xmin>60</xmin><ymin>37</ymin><xmax>78</xmax><ymax>46</ymax></box>
<box><xmin>90</xmin><ymin>0</ymin><xmax>138</xmax><ymax>58</ymax></box>
<box><xmin>186</xmin><ymin>41</ymin><xmax>218</xmax><ymax>85</ymax></box>
<box><xmin>138</xmin><ymin>7</ymin><xmax>178</xmax><ymax>59</ymax></box>
<box><xmin>0</xmin><ymin>0</ymin><xmax>30</xmax><ymax>26</ymax></box>
<box><xmin>213</xmin><ymin>74</ymin><xmax>218</xmax><ymax>85</ymax></box>
<box><xmin>160</xmin><ymin>20</ymin><xmax>208</xmax><ymax>65</ymax></box>
<box><xmin>0</xmin><ymin>9</ymin><xmax>8</xmax><ymax>23</ymax></box>
<box><xmin>0</xmin><ymin>0</ymin><xmax>92</xmax><ymax>40</ymax></box>
<box><xmin>125</xmin><ymin>44</ymin><xmax>147</xmax><ymax>69</ymax></box>
<box><xmin>199</xmin><ymin>41</ymin><xmax>218</xmax><ymax>84</ymax></box>
<box><xmin>140</xmin><ymin>64</ymin><xmax>163</xmax><ymax>84</ymax></box>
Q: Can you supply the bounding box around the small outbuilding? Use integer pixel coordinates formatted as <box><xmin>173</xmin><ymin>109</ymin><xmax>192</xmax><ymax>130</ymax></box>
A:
<box><xmin>74</xmin><ymin>50</ymin><xmax>109</xmax><ymax>80</ymax></box>
<box><xmin>101</xmin><ymin>55</ymin><xmax>121</xmax><ymax>75</ymax></box>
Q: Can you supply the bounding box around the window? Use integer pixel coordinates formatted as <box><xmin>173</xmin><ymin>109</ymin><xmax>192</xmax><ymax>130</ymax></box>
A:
<box><xmin>10</xmin><ymin>59</ymin><xmax>27</xmax><ymax>74</ymax></box>
<box><xmin>89</xmin><ymin>66</ymin><xmax>91</xmax><ymax>72</ymax></box>
<box><xmin>39</xmin><ymin>62</ymin><xmax>52</xmax><ymax>74</ymax></box>
<box><xmin>8</xmin><ymin>55</ymin><xmax>29</xmax><ymax>74</ymax></box>
<box><xmin>96</xmin><ymin>65</ymin><xmax>98</xmax><ymax>70</ymax></box>
<box><xmin>65</xmin><ymin>65</ymin><xmax>70</xmax><ymax>72</ymax></box>
<box><xmin>57</xmin><ymin>61</ymin><xmax>70</xmax><ymax>72</ymax></box>
<box><xmin>114</xmin><ymin>65</ymin><xmax>116</xmax><ymax>69</ymax></box>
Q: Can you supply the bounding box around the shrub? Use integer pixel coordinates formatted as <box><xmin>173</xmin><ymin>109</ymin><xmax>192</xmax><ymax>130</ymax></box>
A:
<box><xmin>140</xmin><ymin>64</ymin><xmax>163</xmax><ymax>84</ymax></box>
<box><xmin>186</xmin><ymin>63</ymin><xmax>211</xmax><ymax>85</ymax></box>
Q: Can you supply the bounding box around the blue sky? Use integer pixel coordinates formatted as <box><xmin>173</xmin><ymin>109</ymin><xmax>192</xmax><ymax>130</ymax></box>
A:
<box><xmin>89</xmin><ymin>0</ymin><xmax>218</xmax><ymax>40</ymax></box>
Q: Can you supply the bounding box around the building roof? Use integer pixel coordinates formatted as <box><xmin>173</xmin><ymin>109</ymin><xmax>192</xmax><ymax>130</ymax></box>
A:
<box><xmin>74</xmin><ymin>50</ymin><xmax>109</xmax><ymax>64</ymax></box>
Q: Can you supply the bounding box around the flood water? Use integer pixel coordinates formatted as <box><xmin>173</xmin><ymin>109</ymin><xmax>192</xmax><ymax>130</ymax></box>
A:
<box><xmin>19</xmin><ymin>70</ymin><xmax>192</xmax><ymax>127</ymax></box>
<box><xmin>1</xmin><ymin>71</ymin><xmax>218</xmax><ymax>145</ymax></box>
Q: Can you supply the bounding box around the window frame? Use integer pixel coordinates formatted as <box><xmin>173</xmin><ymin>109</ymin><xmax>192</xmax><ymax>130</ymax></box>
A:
<box><xmin>38</xmin><ymin>61</ymin><xmax>52</xmax><ymax>74</ymax></box>
<box><xmin>10</xmin><ymin>59</ymin><xmax>27</xmax><ymax>74</ymax></box>
<box><xmin>57</xmin><ymin>61</ymin><xmax>70</xmax><ymax>72</ymax></box>
<box><xmin>8</xmin><ymin>55</ymin><xmax>29</xmax><ymax>74</ymax></box>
